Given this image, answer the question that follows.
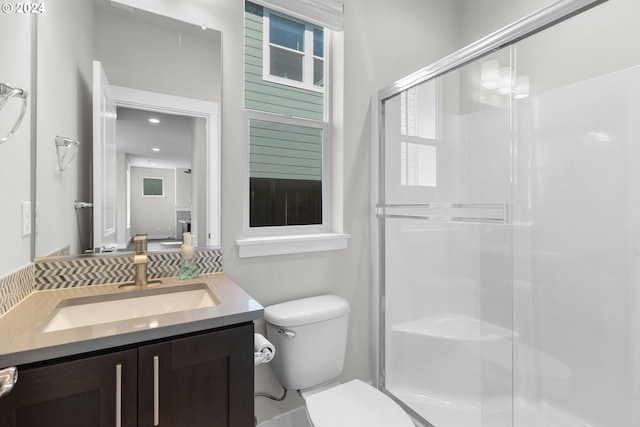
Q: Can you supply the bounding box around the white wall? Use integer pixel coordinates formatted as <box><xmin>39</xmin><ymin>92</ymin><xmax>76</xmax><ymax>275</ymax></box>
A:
<box><xmin>456</xmin><ymin>0</ymin><xmax>555</xmax><ymax>47</ymax></box>
<box><xmin>0</xmin><ymin>13</ymin><xmax>32</xmax><ymax>274</ymax></box>
<box><xmin>175</xmin><ymin>167</ymin><xmax>191</xmax><ymax>207</ymax></box>
<box><xmin>130</xmin><ymin>167</ymin><xmax>176</xmax><ymax>239</ymax></box>
<box><xmin>94</xmin><ymin>7</ymin><xmax>221</xmax><ymax>103</ymax></box>
<box><xmin>35</xmin><ymin>0</ymin><xmax>94</xmax><ymax>257</ymax></box>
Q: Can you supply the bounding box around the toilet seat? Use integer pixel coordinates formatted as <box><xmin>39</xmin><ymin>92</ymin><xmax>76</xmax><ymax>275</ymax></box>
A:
<box><xmin>304</xmin><ymin>379</ymin><xmax>414</xmax><ymax>427</ymax></box>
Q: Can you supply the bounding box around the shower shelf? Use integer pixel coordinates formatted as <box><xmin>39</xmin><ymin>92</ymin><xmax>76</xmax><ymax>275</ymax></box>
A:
<box><xmin>391</xmin><ymin>314</ymin><xmax>571</xmax><ymax>383</ymax></box>
<box><xmin>392</xmin><ymin>313</ymin><xmax>514</xmax><ymax>342</ymax></box>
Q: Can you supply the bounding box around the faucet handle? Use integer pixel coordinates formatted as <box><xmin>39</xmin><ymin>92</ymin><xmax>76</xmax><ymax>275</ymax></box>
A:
<box><xmin>134</xmin><ymin>233</ymin><xmax>148</xmax><ymax>254</ymax></box>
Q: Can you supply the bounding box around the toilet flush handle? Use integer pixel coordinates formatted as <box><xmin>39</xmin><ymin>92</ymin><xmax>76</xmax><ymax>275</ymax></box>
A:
<box><xmin>278</xmin><ymin>328</ymin><xmax>296</xmax><ymax>339</ymax></box>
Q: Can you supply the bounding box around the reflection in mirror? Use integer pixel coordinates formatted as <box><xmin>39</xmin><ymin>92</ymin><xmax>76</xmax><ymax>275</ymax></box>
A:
<box><xmin>34</xmin><ymin>0</ymin><xmax>221</xmax><ymax>258</ymax></box>
<box><xmin>105</xmin><ymin>107</ymin><xmax>202</xmax><ymax>252</ymax></box>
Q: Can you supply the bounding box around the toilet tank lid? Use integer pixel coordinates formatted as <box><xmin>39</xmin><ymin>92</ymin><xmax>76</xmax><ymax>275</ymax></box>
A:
<box><xmin>264</xmin><ymin>295</ymin><xmax>350</xmax><ymax>327</ymax></box>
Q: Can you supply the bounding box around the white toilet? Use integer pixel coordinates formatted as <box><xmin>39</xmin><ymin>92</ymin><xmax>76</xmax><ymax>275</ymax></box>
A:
<box><xmin>264</xmin><ymin>295</ymin><xmax>414</xmax><ymax>427</ymax></box>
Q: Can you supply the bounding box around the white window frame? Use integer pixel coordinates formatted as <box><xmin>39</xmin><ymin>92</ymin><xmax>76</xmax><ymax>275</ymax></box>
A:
<box><xmin>239</xmin><ymin>9</ymin><xmax>348</xmax><ymax>257</ymax></box>
<box><xmin>142</xmin><ymin>177</ymin><xmax>164</xmax><ymax>197</ymax></box>
<box><xmin>262</xmin><ymin>9</ymin><xmax>325</xmax><ymax>93</ymax></box>
<box><xmin>237</xmin><ymin>109</ymin><xmax>349</xmax><ymax>257</ymax></box>
<box><xmin>242</xmin><ymin>109</ymin><xmax>330</xmax><ymax>235</ymax></box>
<box><xmin>111</xmin><ymin>85</ymin><xmax>221</xmax><ymax>248</ymax></box>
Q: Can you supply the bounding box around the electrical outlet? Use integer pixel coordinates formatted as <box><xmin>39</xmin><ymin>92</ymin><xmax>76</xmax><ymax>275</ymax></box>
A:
<box><xmin>21</xmin><ymin>201</ymin><xmax>31</xmax><ymax>237</ymax></box>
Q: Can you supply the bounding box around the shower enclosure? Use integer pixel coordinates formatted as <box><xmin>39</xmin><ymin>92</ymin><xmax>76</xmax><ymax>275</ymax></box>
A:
<box><xmin>375</xmin><ymin>0</ymin><xmax>640</xmax><ymax>426</ymax></box>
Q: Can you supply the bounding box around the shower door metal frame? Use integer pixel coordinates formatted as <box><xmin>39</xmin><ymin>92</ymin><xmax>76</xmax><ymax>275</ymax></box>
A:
<box><xmin>373</xmin><ymin>0</ymin><xmax>608</xmax><ymax>425</ymax></box>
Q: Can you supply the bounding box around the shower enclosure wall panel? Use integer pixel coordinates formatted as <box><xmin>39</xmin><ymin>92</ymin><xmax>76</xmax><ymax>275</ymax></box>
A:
<box><xmin>512</xmin><ymin>30</ymin><xmax>640</xmax><ymax>426</ymax></box>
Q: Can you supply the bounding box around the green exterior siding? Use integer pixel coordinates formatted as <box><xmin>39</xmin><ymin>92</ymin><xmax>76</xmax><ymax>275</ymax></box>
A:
<box><xmin>244</xmin><ymin>2</ymin><xmax>324</xmax><ymax>121</ymax></box>
<box><xmin>249</xmin><ymin>120</ymin><xmax>322</xmax><ymax>181</ymax></box>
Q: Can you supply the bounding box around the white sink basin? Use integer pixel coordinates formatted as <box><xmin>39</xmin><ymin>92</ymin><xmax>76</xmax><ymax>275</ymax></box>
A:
<box><xmin>40</xmin><ymin>283</ymin><xmax>219</xmax><ymax>333</ymax></box>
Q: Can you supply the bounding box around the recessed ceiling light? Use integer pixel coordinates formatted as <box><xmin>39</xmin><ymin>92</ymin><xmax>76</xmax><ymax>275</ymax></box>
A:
<box><xmin>152</xmin><ymin>147</ymin><xmax>160</xmax><ymax>152</ymax></box>
<box><xmin>148</xmin><ymin>118</ymin><xmax>160</xmax><ymax>124</ymax></box>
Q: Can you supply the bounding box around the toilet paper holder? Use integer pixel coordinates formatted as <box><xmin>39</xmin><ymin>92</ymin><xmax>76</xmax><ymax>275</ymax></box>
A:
<box><xmin>254</xmin><ymin>348</ymin><xmax>274</xmax><ymax>366</ymax></box>
<box><xmin>254</xmin><ymin>333</ymin><xmax>276</xmax><ymax>366</ymax></box>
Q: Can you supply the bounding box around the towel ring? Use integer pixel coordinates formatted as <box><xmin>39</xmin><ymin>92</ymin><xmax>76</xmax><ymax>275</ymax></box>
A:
<box><xmin>0</xmin><ymin>83</ymin><xmax>29</xmax><ymax>144</ymax></box>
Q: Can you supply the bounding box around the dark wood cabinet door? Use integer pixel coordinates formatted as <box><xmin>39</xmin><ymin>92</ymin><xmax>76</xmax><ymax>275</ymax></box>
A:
<box><xmin>0</xmin><ymin>349</ymin><xmax>137</xmax><ymax>427</ymax></box>
<box><xmin>138</xmin><ymin>323</ymin><xmax>254</xmax><ymax>427</ymax></box>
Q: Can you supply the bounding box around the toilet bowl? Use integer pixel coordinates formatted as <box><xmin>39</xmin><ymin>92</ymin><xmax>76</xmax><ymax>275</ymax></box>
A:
<box><xmin>264</xmin><ymin>295</ymin><xmax>414</xmax><ymax>427</ymax></box>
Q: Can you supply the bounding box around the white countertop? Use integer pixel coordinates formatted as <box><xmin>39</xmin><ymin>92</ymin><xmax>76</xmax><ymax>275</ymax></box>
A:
<box><xmin>0</xmin><ymin>273</ymin><xmax>263</xmax><ymax>367</ymax></box>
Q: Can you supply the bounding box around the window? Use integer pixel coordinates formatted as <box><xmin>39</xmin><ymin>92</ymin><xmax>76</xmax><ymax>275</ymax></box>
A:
<box><xmin>399</xmin><ymin>83</ymin><xmax>438</xmax><ymax>188</ymax></box>
<box><xmin>263</xmin><ymin>10</ymin><xmax>324</xmax><ymax>91</ymax></box>
<box><xmin>240</xmin><ymin>2</ymin><xmax>348</xmax><ymax>257</ymax></box>
<box><xmin>142</xmin><ymin>177</ymin><xmax>164</xmax><ymax>197</ymax></box>
<box><xmin>245</xmin><ymin>4</ymin><xmax>329</xmax><ymax>234</ymax></box>
<box><xmin>400</xmin><ymin>142</ymin><xmax>437</xmax><ymax>187</ymax></box>
<box><xmin>247</xmin><ymin>111</ymin><xmax>327</xmax><ymax>229</ymax></box>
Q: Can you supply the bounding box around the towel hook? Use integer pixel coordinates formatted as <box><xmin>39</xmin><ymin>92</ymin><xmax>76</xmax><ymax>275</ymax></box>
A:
<box><xmin>0</xmin><ymin>83</ymin><xmax>29</xmax><ymax>144</ymax></box>
<box><xmin>55</xmin><ymin>136</ymin><xmax>80</xmax><ymax>171</ymax></box>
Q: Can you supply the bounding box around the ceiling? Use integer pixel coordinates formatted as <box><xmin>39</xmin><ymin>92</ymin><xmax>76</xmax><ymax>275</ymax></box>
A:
<box><xmin>116</xmin><ymin>107</ymin><xmax>193</xmax><ymax>169</ymax></box>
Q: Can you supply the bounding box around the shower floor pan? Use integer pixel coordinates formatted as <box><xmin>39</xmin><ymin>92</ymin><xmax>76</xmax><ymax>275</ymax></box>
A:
<box><xmin>393</xmin><ymin>392</ymin><xmax>592</xmax><ymax>427</ymax></box>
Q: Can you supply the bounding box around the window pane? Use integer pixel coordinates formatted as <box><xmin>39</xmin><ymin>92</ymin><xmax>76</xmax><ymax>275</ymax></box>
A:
<box><xmin>401</xmin><ymin>82</ymin><xmax>436</xmax><ymax>139</ymax></box>
<box><xmin>400</xmin><ymin>142</ymin><xmax>436</xmax><ymax>187</ymax></box>
<box><xmin>313</xmin><ymin>28</ymin><xmax>324</xmax><ymax>58</ymax></box>
<box><xmin>270</xmin><ymin>46</ymin><xmax>304</xmax><ymax>81</ymax></box>
<box><xmin>249</xmin><ymin>119</ymin><xmax>323</xmax><ymax>227</ymax></box>
<box><xmin>270</xmin><ymin>15</ymin><xmax>304</xmax><ymax>52</ymax></box>
<box><xmin>250</xmin><ymin>178</ymin><xmax>322</xmax><ymax>227</ymax></box>
<box><xmin>314</xmin><ymin>58</ymin><xmax>324</xmax><ymax>87</ymax></box>
<box><xmin>143</xmin><ymin>177</ymin><xmax>163</xmax><ymax>196</ymax></box>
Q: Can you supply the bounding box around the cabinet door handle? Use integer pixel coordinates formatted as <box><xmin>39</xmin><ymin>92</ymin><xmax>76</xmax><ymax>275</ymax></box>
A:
<box><xmin>0</xmin><ymin>367</ymin><xmax>17</xmax><ymax>398</ymax></box>
<box><xmin>115</xmin><ymin>364</ymin><xmax>122</xmax><ymax>427</ymax></box>
<box><xmin>153</xmin><ymin>355</ymin><xmax>159</xmax><ymax>426</ymax></box>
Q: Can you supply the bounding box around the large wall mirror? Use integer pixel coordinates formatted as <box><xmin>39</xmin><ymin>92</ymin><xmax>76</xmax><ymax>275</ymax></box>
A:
<box><xmin>34</xmin><ymin>0</ymin><xmax>221</xmax><ymax>258</ymax></box>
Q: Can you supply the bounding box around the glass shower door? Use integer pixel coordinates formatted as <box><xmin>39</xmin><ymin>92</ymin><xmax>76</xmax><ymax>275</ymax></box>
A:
<box><xmin>379</xmin><ymin>49</ymin><xmax>514</xmax><ymax>427</ymax></box>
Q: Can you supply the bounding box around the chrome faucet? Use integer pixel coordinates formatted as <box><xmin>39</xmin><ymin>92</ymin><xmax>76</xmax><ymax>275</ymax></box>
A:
<box><xmin>133</xmin><ymin>233</ymin><xmax>148</xmax><ymax>286</ymax></box>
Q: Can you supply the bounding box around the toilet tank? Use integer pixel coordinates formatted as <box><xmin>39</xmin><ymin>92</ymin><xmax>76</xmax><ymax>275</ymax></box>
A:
<box><xmin>264</xmin><ymin>295</ymin><xmax>350</xmax><ymax>391</ymax></box>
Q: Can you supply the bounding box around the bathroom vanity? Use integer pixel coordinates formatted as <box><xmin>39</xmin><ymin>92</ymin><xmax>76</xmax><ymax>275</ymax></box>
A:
<box><xmin>0</xmin><ymin>273</ymin><xmax>263</xmax><ymax>427</ymax></box>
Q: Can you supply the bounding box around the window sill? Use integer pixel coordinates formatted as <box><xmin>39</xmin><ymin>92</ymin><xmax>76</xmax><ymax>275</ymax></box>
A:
<box><xmin>235</xmin><ymin>233</ymin><xmax>350</xmax><ymax>258</ymax></box>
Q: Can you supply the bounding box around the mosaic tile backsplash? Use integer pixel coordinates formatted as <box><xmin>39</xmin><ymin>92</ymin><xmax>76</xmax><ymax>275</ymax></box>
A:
<box><xmin>34</xmin><ymin>250</ymin><xmax>223</xmax><ymax>290</ymax></box>
<box><xmin>0</xmin><ymin>265</ymin><xmax>34</xmax><ymax>317</ymax></box>
<box><xmin>0</xmin><ymin>249</ymin><xmax>223</xmax><ymax>315</ymax></box>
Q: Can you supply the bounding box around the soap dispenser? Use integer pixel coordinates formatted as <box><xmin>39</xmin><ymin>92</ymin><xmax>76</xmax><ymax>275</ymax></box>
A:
<box><xmin>178</xmin><ymin>232</ymin><xmax>198</xmax><ymax>280</ymax></box>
